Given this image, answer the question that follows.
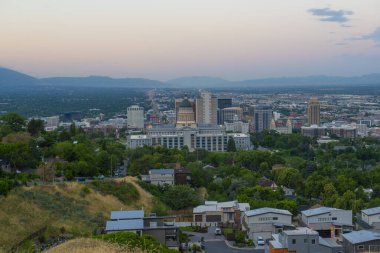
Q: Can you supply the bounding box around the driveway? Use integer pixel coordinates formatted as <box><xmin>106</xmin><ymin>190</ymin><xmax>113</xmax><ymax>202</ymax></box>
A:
<box><xmin>184</xmin><ymin>227</ymin><xmax>265</xmax><ymax>253</ymax></box>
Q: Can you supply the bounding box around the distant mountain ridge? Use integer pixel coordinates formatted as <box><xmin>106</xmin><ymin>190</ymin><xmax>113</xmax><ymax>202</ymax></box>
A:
<box><xmin>166</xmin><ymin>76</ymin><xmax>229</xmax><ymax>87</ymax></box>
<box><xmin>1</xmin><ymin>67</ymin><xmax>380</xmax><ymax>89</ymax></box>
<box><xmin>41</xmin><ymin>76</ymin><xmax>164</xmax><ymax>88</ymax></box>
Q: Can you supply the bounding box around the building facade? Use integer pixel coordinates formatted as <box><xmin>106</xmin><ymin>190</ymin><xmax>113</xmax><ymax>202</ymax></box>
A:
<box><xmin>127</xmin><ymin>105</ymin><xmax>144</xmax><ymax>129</ymax></box>
<box><xmin>193</xmin><ymin>201</ymin><xmax>250</xmax><ymax>226</ymax></box>
<box><xmin>269</xmin><ymin>227</ymin><xmax>343</xmax><ymax>253</ymax></box>
<box><xmin>361</xmin><ymin>207</ymin><xmax>380</xmax><ymax>229</ymax></box>
<box><xmin>196</xmin><ymin>91</ymin><xmax>217</xmax><ymax>124</ymax></box>
<box><xmin>221</xmin><ymin>107</ymin><xmax>243</xmax><ymax>123</ymax></box>
<box><xmin>342</xmin><ymin>230</ymin><xmax>380</xmax><ymax>253</ymax></box>
<box><xmin>242</xmin><ymin>207</ymin><xmax>293</xmax><ymax>242</ymax></box>
<box><xmin>301</xmin><ymin>207</ymin><xmax>353</xmax><ymax>239</ymax></box>
<box><xmin>254</xmin><ymin>105</ymin><xmax>273</xmax><ymax>132</ymax></box>
<box><xmin>308</xmin><ymin>97</ymin><xmax>321</xmax><ymax>126</ymax></box>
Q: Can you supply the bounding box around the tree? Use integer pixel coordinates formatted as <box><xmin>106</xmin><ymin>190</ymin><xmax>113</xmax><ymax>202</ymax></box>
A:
<box><xmin>37</xmin><ymin>161</ymin><xmax>55</xmax><ymax>183</ymax></box>
<box><xmin>227</xmin><ymin>137</ymin><xmax>236</xmax><ymax>152</ymax></box>
<box><xmin>27</xmin><ymin>119</ymin><xmax>45</xmax><ymax>136</ymax></box>
<box><xmin>0</xmin><ymin>112</ymin><xmax>26</xmax><ymax>132</ymax></box>
<box><xmin>161</xmin><ymin>185</ymin><xmax>201</xmax><ymax>210</ymax></box>
<box><xmin>276</xmin><ymin>168</ymin><xmax>304</xmax><ymax>191</ymax></box>
<box><xmin>321</xmin><ymin>183</ymin><xmax>338</xmax><ymax>207</ymax></box>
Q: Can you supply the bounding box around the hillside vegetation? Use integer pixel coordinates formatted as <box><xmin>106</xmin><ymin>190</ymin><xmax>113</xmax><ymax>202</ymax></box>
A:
<box><xmin>0</xmin><ymin>177</ymin><xmax>155</xmax><ymax>252</ymax></box>
<box><xmin>44</xmin><ymin>238</ymin><xmax>140</xmax><ymax>253</ymax></box>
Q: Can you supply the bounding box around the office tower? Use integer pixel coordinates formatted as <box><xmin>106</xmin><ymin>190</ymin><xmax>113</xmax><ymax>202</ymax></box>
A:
<box><xmin>254</xmin><ymin>105</ymin><xmax>272</xmax><ymax>132</ymax></box>
<box><xmin>127</xmin><ymin>105</ymin><xmax>144</xmax><ymax>129</ymax></box>
<box><xmin>176</xmin><ymin>97</ymin><xmax>196</xmax><ymax>125</ymax></box>
<box><xmin>217</xmin><ymin>98</ymin><xmax>232</xmax><ymax>124</ymax></box>
<box><xmin>221</xmin><ymin>107</ymin><xmax>243</xmax><ymax>123</ymax></box>
<box><xmin>196</xmin><ymin>91</ymin><xmax>217</xmax><ymax>124</ymax></box>
<box><xmin>307</xmin><ymin>97</ymin><xmax>320</xmax><ymax>126</ymax></box>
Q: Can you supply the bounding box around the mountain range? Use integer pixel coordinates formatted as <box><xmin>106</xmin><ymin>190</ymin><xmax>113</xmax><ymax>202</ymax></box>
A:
<box><xmin>1</xmin><ymin>67</ymin><xmax>380</xmax><ymax>89</ymax></box>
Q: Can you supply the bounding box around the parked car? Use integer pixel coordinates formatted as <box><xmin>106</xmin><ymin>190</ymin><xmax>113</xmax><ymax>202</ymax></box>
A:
<box><xmin>257</xmin><ymin>236</ymin><xmax>265</xmax><ymax>246</ymax></box>
<box><xmin>214</xmin><ymin>228</ymin><xmax>222</xmax><ymax>235</ymax></box>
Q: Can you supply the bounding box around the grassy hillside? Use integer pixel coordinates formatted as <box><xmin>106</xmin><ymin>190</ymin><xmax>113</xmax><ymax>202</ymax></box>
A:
<box><xmin>0</xmin><ymin>177</ymin><xmax>156</xmax><ymax>252</ymax></box>
<box><xmin>44</xmin><ymin>238</ymin><xmax>141</xmax><ymax>253</ymax></box>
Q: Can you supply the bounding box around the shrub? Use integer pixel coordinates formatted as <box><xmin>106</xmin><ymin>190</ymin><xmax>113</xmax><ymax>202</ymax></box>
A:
<box><xmin>90</xmin><ymin>180</ymin><xmax>140</xmax><ymax>204</ymax></box>
<box><xmin>94</xmin><ymin>231</ymin><xmax>178</xmax><ymax>253</ymax></box>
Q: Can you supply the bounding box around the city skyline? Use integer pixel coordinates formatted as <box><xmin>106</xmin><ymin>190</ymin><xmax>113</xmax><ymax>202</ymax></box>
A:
<box><xmin>1</xmin><ymin>0</ymin><xmax>380</xmax><ymax>81</ymax></box>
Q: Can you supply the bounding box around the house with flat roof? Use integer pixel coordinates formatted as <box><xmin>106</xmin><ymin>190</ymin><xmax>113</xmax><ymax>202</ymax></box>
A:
<box><xmin>361</xmin><ymin>207</ymin><xmax>380</xmax><ymax>229</ymax></box>
<box><xmin>301</xmin><ymin>207</ymin><xmax>353</xmax><ymax>239</ymax></box>
<box><xmin>105</xmin><ymin>210</ymin><xmax>179</xmax><ymax>249</ymax></box>
<box><xmin>242</xmin><ymin>207</ymin><xmax>293</xmax><ymax>242</ymax></box>
<box><xmin>342</xmin><ymin>230</ymin><xmax>380</xmax><ymax>253</ymax></box>
<box><xmin>148</xmin><ymin>169</ymin><xmax>175</xmax><ymax>186</ymax></box>
<box><xmin>193</xmin><ymin>200</ymin><xmax>250</xmax><ymax>227</ymax></box>
<box><xmin>269</xmin><ymin>227</ymin><xmax>343</xmax><ymax>253</ymax></box>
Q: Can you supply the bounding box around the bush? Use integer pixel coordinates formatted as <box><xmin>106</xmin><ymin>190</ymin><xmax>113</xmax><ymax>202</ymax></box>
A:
<box><xmin>90</xmin><ymin>180</ymin><xmax>140</xmax><ymax>204</ymax></box>
<box><xmin>94</xmin><ymin>231</ymin><xmax>178</xmax><ymax>253</ymax></box>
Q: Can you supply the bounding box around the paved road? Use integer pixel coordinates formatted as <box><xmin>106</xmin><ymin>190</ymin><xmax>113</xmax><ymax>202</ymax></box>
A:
<box><xmin>184</xmin><ymin>227</ymin><xmax>265</xmax><ymax>253</ymax></box>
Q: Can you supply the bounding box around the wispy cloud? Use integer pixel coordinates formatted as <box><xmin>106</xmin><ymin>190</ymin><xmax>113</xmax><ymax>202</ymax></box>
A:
<box><xmin>350</xmin><ymin>27</ymin><xmax>380</xmax><ymax>47</ymax></box>
<box><xmin>308</xmin><ymin>8</ymin><xmax>353</xmax><ymax>23</ymax></box>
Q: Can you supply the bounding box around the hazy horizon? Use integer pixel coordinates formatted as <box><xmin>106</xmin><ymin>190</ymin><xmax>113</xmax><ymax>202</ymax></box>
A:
<box><xmin>1</xmin><ymin>0</ymin><xmax>380</xmax><ymax>80</ymax></box>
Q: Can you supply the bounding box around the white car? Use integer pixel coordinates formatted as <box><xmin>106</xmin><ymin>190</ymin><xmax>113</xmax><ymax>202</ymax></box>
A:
<box><xmin>257</xmin><ymin>236</ymin><xmax>265</xmax><ymax>246</ymax></box>
<box><xmin>214</xmin><ymin>228</ymin><xmax>222</xmax><ymax>235</ymax></box>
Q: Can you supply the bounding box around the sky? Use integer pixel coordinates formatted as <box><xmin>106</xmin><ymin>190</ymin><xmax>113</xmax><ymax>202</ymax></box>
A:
<box><xmin>0</xmin><ymin>0</ymin><xmax>379</xmax><ymax>80</ymax></box>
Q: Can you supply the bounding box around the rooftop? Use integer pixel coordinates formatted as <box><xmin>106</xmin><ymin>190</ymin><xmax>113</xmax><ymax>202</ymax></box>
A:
<box><xmin>106</xmin><ymin>219</ymin><xmax>144</xmax><ymax>231</ymax></box>
<box><xmin>245</xmin><ymin>207</ymin><xmax>292</xmax><ymax>217</ymax></box>
<box><xmin>150</xmin><ymin>169</ymin><xmax>175</xmax><ymax>175</ymax></box>
<box><xmin>362</xmin><ymin>207</ymin><xmax>380</xmax><ymax>216</ymax></box>
<box><xmin>302</xmin><ymin>207</ymin><xmax>339</xmax><ymax>217</ymax></box>
<box><xmin>342</xmin><ymin>230</ymin><xmax>380</xmax><ymax>244</ymax></box>
<box><xmin>110</xmin><ymin>210</ymin><xmax>144</xmax><ymax>220</ymax></box>
<box><xmin>283</xmin><ymin>227</ymin><xmax>318</xmax><ymax>236</ymax></box>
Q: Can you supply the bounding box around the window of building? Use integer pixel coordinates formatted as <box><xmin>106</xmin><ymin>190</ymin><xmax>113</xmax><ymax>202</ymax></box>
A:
<box><xmin>311</xmin><ymin>239</ymin><xmax>316</xmax><ymax>244</ymax></box>
<box><xmin>273</xmin><ymin>217</ymin><xmax>278</xmax><ymax>220</ymax></box>
<box><xmin>304</xmin><ymin>238</ymin><xmax>308</xmax><ymax>243</ymax></box>
<box><xmin>357</xmin><ymin>245</ymin><xmax>364</xmax><ymax>250</ymax></box>
<box><xmin>332</xmin><ymin>217</ymin><xmax>337</xmax><ymax>221</ymax></box>
<box><xmin>292</xmin><ymin>239</ymin><xmax>296</xmax><ymax>244</ymax></box>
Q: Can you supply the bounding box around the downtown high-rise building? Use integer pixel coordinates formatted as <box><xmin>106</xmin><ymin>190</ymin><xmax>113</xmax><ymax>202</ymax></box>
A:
<box><xmin>307</xmin><ymin>97</ymin><xmax>320</xmax><ymax>126</ymax></box>
<box><xmin>127</xmin><ymin>105</ymin><xmax>144</xmax><ymax>129</ymax></box>
<box><xmin>254</xmin><ymin>105</ymin><xmax>273</xmax><ymax>132</ymax></box>
<box><xmin>196</xmin><ymin>91</ymin><xmax>217</xmax><ymax>124</ymax></box>
<box><xmin>217</xmin><ymin>98</ymin><xmax>232</xmax><ymax>124</ymax></box>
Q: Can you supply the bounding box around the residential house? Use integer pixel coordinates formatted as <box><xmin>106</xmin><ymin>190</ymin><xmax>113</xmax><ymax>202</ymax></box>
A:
<box><xmin>259</xmin><ymin>176</ymin><xmax>278</xmax><ymax>190</ymax></box>
<box><xmin>147</xmin><ymin>169</ymin><xmax>175</xmax><ymax>186</ymax></box>
<box><xmin>360</xmin><ymin>207</ymin><xmax>380</xmax><ymax>229</ymax></box>
<box><xmin>301</xmin><ymin>207</ymin><xmax>353</xmax><ymax>239</ymax></box>
<box><xmin>141</xmin><ymin>168</ymin><xmax>190</xmax><ymax>185</ymax></box>
<box><xmin>342</xmin><ymin>230</ymin><xmax>380</xmax><ymax>253</ymax></box>
<box><xmin>193</xmin><ymin>200</ymin><xmax>250</xmax><ymax>227</ymax></box>
<box><xmin>173</xmin><ymin>168</ymin><xmax>191</xmax><ymax>185</ymax></box>
<box><xmin>242</xmin><ymin>207</ymin><xmax>293</xmax><ymax>242</ymax></box>
<box><xmin>269</xmin><ymin>227</ymin><xmax>343</xmax><ymax>253</ymax></box>
<box><xmin>105</xmin><ymin>210</ymin><xmax>179</xmax><ymax>248</ymax></box>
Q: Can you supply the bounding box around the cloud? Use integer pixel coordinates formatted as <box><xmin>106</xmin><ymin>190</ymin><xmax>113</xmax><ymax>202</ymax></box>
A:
<box><xmin>349</xmin><ymin>27</ymin><xmax>380</xmax><ymax>47</ymax></box>
<box><xmin>308</xmin><ymin>8</ymin><xmax>353</xmax><ymax>23</ymax></box>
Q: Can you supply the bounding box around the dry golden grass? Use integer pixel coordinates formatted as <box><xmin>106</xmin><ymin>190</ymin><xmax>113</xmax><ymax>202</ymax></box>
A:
<box><xmin>0</xmin><ymin>178</ymin><xmax>155</xmax><ymax>252</ymax></box>
<box><xmin>44</xmin><ymin>238</ymin><xmax>142</xmax><ymax>253</ymax></box>
<box><xmin>115</xmin><ymin>176</ymin><xmax>154</xmax><ymax>213</ymax></box>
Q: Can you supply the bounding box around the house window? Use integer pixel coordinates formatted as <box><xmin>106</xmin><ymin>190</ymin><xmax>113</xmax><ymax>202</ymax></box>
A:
<box><xmin>273</xmin><ymin>217</ymin><xmax>278</xmax><ymax>220</ymax></box>
<box><xmin>357</xmin><ymin>245</ymin><xmax>364</xmax><ymax>250</ymax></box>
<box><xmin>332</xmin><ymin>217</ymin><xmax>337</xmax><ymax>220</ymax></box>
<box><xmin>311</xmin><ymin>239</ymin><xmax>316</xmax><ymax>244</ymax></box>
<box><xmin>292</xmin><ymin>239</ymin><xmax>296</xmax><ymax>244</ymax></box>
<box><xmin>304</xmin><ymin>238</ymin><xmax>308</xmax><ymax>243</ymax></box>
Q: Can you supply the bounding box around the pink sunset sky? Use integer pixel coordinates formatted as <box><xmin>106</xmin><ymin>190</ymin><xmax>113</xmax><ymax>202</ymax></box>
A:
<box><xmin>0</xmin><ymin>0</ymin><xmax>379</xmax><ymax>80</ymax></box>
